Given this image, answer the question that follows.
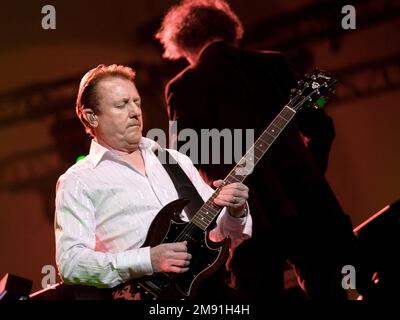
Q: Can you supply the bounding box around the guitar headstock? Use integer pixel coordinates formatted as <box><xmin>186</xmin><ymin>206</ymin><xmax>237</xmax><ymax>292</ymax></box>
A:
<box><xmin>289</xmin><ymin>69</ymin><xmax>337</xmax><ymax>112</ymax></box>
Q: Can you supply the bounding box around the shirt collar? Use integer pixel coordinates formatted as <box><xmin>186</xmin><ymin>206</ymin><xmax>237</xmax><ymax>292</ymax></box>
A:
<box><xmin>197</xmin><ymin>40</ymin><xmax>228</xmax><ymax>65</ymax></box>
<box><xmin>88</xmin><ymin>137</ymin><xmax>161</xmax><ymax>168</ymax></box>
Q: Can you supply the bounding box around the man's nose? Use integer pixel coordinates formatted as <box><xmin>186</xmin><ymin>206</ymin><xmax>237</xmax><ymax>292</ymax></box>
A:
<box><xmin>128</xmin><ymin>101</ymin><xmax>140</xmax><ymax>117</ymax></box>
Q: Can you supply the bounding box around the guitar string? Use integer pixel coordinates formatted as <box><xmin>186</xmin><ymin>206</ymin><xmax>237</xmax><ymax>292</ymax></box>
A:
<box><xmin>172</xmin><ymin>94</ymin><xmax>306</xmax><ymax>243</ymax></box>
<box><xmin>172</xmin><ymin>92</ymin><xmax>308</xmax><ymax>242</ymax></box>
<box><xmin>171</xmin><ymin>81</ymin><xmax>328</xmax><ymax>242</ymax></box>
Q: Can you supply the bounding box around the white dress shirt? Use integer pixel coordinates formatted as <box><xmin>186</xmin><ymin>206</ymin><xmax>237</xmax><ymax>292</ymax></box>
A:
<box><xmin>55</xmin><ymin>137</ymin><xmax>252</xmax><ymax>288</ymax></box>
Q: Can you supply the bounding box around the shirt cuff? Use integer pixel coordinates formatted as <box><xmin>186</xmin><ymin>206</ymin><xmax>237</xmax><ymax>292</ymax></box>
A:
<box><xmin>227</xmin><ymin>204</ymin><xmax>248</xmax><ymax>219</ymax></box>
<box><xmin>116</xmin><ymin>246</ymin><xmax>153</xmax><ymax>281</ymax></box>
<box><xmin>219</xmin><ymin>202</ymin><xmax>251</xmax><ymax>237</ymax></box>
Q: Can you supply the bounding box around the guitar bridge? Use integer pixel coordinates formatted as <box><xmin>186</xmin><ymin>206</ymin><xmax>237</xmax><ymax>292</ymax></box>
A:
<box><xmin>139</xmin><ymin>280</ymin><xmax>162</xmax><ymax>297</ymax></box>
<box><xmin>138</xmin><ymin>273</ymin><xmax>174</xmax><ymax>299</ymax></box>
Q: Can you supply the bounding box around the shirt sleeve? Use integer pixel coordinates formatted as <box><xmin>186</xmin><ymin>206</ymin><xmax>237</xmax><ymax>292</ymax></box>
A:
<box><xmin>167</xmin><ymin>150</ymin><xmax>252</xmax><ymax>250</ymax></box>
<box><xmin>54</xmin><ymin>173</ymin><xmax>153</xmax><ymax>288</ymax></box>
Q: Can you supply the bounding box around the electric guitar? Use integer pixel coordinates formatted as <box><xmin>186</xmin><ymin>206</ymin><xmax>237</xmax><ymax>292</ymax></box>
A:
<box><xmin>108</xmin><ymin>69</ymin><xmax>337</xmax><ymax>300</ymax></box>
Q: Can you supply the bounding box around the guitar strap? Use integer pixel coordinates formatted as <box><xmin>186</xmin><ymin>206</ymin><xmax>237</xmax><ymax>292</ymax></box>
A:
<box><xmin>155</xmin><ymin>148</ymin><xmax>204</xmax><ymax>220</ymax></box>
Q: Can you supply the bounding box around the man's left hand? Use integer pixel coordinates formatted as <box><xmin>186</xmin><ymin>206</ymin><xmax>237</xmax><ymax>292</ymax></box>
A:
<box><xmin>213</xmin><ymin>180</ymin><xmax>249</xmax><ymax>218</ymax></box>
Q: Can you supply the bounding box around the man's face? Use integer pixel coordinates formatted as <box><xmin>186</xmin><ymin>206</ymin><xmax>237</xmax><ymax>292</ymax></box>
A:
<box><xmin>93</xmin><ymin>76</ymin><xmax>143</xmax><ymax>152</ymax></box>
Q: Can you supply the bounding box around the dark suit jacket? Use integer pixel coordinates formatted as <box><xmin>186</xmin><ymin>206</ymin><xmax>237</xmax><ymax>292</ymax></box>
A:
<box><xmin>165</xmin><ymin>42</ymin><xmax>355</xmax><ymax>299</ymax></box>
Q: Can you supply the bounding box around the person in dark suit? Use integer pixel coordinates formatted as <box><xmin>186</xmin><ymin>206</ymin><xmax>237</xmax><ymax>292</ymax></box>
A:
<box><xmin>156</xmin><ymin>0</ymin><xmax>355</xmax><ymax>300</ymax></box>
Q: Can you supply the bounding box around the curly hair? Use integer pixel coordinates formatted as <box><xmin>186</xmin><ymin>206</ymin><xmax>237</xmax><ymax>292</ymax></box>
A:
<box><xmin>156</xmin><ymin>0</ymin><xmax>243</xmax><ymax>60</ymax></box>
<box><xmin>75</xmin><ymin>64</ymin><xmax>136</xmax><ymax>137</ymax></box>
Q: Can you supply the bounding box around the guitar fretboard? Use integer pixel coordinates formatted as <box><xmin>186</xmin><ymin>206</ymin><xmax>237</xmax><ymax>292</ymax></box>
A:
<box><xmin>190</xmin><ymin>106</ymin><xmax>297</xmax><ymax>231</ymax></box>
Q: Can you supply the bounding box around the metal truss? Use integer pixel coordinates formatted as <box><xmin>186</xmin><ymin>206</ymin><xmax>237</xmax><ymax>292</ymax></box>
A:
<box><xmin>335</xmin><ymin>53</ymin><xmax>400</xmax><ymax>103</ymax></box>
<box><xmin>0</xmin><ymin>78</ymin><xmax>77</xmax><ymax>127</ymax></box>
<box><xmin>243</xmin><ymin>0</ymin><xmax>400</xmax><ymax>51</ymax></box>
<box><xmin>0</xmin><ymin>145</ymin><xmax>60</xmax><ymax>191</ymax></box>
<box><xmin>0</xmin><ymin>61</ymin><xmax>181</xmax><ymax>127</ymax></box>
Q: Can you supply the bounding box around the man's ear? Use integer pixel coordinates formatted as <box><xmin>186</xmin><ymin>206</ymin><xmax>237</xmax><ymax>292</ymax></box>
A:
<box><xmin>83</xmin><ymin>109</ymin><xmax>98</xmax><ymax>128</ymax></box>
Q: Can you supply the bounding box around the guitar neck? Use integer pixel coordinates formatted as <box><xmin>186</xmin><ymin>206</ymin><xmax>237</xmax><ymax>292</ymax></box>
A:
<box><xmin>190</xmin><ymin>105</ymin><xmax>297</xmax><ymax>231</ymax></box>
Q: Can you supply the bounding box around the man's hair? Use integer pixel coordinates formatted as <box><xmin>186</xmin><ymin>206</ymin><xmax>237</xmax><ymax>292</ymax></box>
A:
<box><xmin>155</xmin><ymin>0</ymin><xmax>243</xmax><ymax>60</ymax></box>
<box><xmin>76</xmin><ymin>64</ymin><xmax>136</xmax><ymax>137</ymax></box>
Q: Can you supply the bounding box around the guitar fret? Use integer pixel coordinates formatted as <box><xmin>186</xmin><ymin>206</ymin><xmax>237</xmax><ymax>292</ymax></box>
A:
<box><xmin>263</xmin><ymin>132</ymin><xmax>276</xmax><ymax>143</ymax></box>
<box><xmin>195</xmin><ymin>212</ymin><xmax>211</xmax><ymax>223</ymax></box>
<box><xmin>251</xmin><ymin>146</ymin><xmax>265</xmax><ymax>166</ymax></box>
<box><xmin>259</xmin><ymin>134</ymin><xmax>273</xmax><ymax>146</ymax></box>
<box><xmin>197</xmin><ymin>216</ymin><xmax>212</xmax><ymax>225</ymax></box>
<box><xmin>274</xmin><ymin>115</ymin><xmax>288</xmax><ymax>128</ymax></box>
<box><xmin>254</xmin><ymin>144</ymin><xmax>267</xmax><ymax>157</ymax></box>
<box><xmin>226</xmin><ymin>175</ymin><xmax>241</xmax><ymax>183</ymax></box>
<box><xmin>267</xmin><ymin>123</ymin><xmax>281</xmax><ymax>137</ymax></box>
<box><xmin>191</xmin><ymin>204</ymin><xmax>221</xmax><ymax>230</ymax></box>
<box><xmin>280</xmin><ymin>106</ymin><xmax>296</xmax><ymax>120</ymax></box>
<box><xmin>193</xmin><ymin>214</ymin><xmax>210</xmax><ymax>226</ymax></box>
<box><xmin>280</xmin><ymin>107</ymin><xmax>291</xmax><ymax>120</ymax></box>
<box><xmin>199</xmin><ymin>206</ymin><xmax>214</xmax><ymax>223</ymax></box>
<box><xmin>254</xmin><ymin>141</ymin><xmax>270</xmax><ymax>153</ymax></box>
<box><xmin>192</xmin><ymin>218</ymin><xmax>207</xmax><ymax>230</ymax></box>
<box><xmin>202</xmin><ymin>206</ymin><xmax>218</xmax><ymax>218</ymax></box>
<box><xmin>253</xmin><ymin>145</ymin><xmax>262</xmax><ymax>154</ymax></box>
<box><xmin>203</xmin><ymin>202</ymin><xmax>217</xmax><ymax>212</ymax></box>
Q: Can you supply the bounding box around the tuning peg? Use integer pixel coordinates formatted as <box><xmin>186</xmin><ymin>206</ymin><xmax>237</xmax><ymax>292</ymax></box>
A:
<box><xmin>291</xmin><ymin>88</ymin><xmax>297</xmax><ymax>94</ymax></box>
<box><xmin>297</xmin><ymin>80</ymin><xmax>304</xmax><ymax>86</ymax></box>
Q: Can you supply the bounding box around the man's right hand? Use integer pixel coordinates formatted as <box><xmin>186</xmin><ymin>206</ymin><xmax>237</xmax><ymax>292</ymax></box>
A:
<box><xmin>150</xmin><ymin>241</ymin><xmax>192</xmax><ymax>273</ymax></box>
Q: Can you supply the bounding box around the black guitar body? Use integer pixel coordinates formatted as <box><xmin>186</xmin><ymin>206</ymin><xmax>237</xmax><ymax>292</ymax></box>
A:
<box><xmin>110</xmin><ymin>199</ymin><xmax>230</xmax><ymax>300</ymax></box>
